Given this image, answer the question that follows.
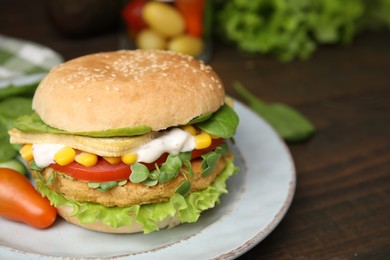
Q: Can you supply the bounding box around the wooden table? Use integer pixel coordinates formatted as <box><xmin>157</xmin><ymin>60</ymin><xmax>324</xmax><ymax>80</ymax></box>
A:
<box><xmin>1</xmin><ymin>1</ymin><xmax>389</xmax><ymax>259</ymax></box>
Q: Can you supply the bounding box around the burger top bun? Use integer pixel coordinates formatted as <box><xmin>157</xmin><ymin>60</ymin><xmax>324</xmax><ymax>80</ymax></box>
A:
<box><xmin>32</xmin><ymin>50</ymin><xmax>225</xmax><ymax>133</ymax></box>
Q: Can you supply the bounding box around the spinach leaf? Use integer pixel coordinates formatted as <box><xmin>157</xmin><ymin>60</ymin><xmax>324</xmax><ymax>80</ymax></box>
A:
<box><xmin>233</xmin><ymin>82</ymin><xmax>315</xmax><ymax>142</ymax></box>
<box><xmin>0</xmin><ymin>81</ymin><xmax>38</xmax><ymax>100</ymax></box>
<box><xmin>0</xmin><ymin>122</ymin><xmax>16</xmax><ymax>162</ymax></box>
<box><xmin>196</xmin><ymin>104</ymin><xmax>239</xmax><ymax>138</ymax></box>
<box><xmin>187</xmin><ymin>112</ymin><xmax>213</xmax><ymax>124</ymax></box>
<box><xmin>0</xmin><ymin>97</ymin><xmax>33</xmax><ymax>118</ymax></box>
<box><xmin>0</xmin><ymin>97</ymin><xmax>33</xmax><ymax>162</ymax></box>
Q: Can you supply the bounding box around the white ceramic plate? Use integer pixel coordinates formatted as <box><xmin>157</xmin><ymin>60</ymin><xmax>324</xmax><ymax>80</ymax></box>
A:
<box><xmin>0</xmin><ymin>101</ymin><xmax>296</xmax><ymax>259</ymax></box>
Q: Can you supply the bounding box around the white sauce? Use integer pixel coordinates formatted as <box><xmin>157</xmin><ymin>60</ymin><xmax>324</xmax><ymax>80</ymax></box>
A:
<box><xmin>136</xmin><ymin>128</ymin><xmax>195</xmax><ymax>163</ymax></box>
<box><xmin>32</xmin><ymin>143</ymin><xmax>65</xmax><ymax>168</ymax></box>
<box><xmin>31</xmin><ymin>128</ymin><xmax>195</xmax><ymax>167</ymax></box>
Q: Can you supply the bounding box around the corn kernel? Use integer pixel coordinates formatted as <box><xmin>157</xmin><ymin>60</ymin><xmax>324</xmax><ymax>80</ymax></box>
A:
<box><xmin>20</xmin><ymin>144</ymin><xmax>33</xmax><ymax>161</ymax></box>
<box><xmin>121</xmin><ymin>153</ymin><xmax>138</xmax><ymax>165</ymax></box>
<box><xmin>103</xmin><ymin>156</ymin><xmax>121</xmax><ymax>164</ymax></box>
<box><xmin>182</xmin><ymin>125</ymin><xmax>197</xmax><ymax>135</ymax></box>
<box><xmin>75</xmin><ymin>152</ymin><xmax>98</xmax><ymax>167</ymax></box>
<box><xmin>54</xmin><ymin>146</ymin><xmax>76</xmax><ymax>166</ymax></box>
<box><xmin>195</xmin><ymin>132</ymin><xmax>212</xmax><ymax>149</ymax></box>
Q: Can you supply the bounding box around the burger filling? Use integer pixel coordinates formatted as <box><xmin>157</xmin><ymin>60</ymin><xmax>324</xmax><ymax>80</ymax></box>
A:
<box><xmin>19</xmin><ymin>126</ymin><xmax>226</xmax><ymax>186</ymax></box>
<box><xmin>9</xmin><ymin>102</ymin><xmax>240</xmax><ymax>233</ymax></box>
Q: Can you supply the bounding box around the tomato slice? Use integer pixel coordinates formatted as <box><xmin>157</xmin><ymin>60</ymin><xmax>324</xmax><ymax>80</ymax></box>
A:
<box><xmin>50</xmin><ymin>138</ymin><xmax>224</xmax><ymax>183</ymax></box>
<box><xmin>51</xmin><ymin>159</ymin><xmax>130</xmax><ymax>183</ymax></box>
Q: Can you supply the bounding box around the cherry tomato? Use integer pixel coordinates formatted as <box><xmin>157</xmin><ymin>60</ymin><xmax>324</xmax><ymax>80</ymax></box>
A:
<box><xmin>122</xmin><ymin>0</ymin><xmax>148</xmax><ymax>31</ymax></box>
<box><xmin>51</xmin><ymin>138</ymin><xmax>224</xmax><ymax>182</ymax></box>
<box><xmin>0</xmin><ymin>168</ymin><xmax>57</xmax><ymax>229</ymax></box>
<box><xmin>176</xmin><ymin>0</ymin><xmax>204</xmax><ymax>37</ymax></box>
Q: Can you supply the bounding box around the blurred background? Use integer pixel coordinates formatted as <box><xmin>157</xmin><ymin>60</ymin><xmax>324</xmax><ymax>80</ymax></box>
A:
<box><xmin>31</xmin><ymin>0</ymin><xmax>390</xmax><ymax>61</ymax></box>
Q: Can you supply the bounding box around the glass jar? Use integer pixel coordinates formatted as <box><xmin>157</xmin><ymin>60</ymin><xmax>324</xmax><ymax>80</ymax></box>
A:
<box><xmin>121</xmin><ymin>0</ymin><xmax>212</xmax><ymax>61</ymax></box>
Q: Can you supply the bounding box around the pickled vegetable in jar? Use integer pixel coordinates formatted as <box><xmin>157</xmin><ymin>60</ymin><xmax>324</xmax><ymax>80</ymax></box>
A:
<box><xmin>122</xmin><ymin>0</ymin><xmax>212</xmax><ymax>61</ymax></box>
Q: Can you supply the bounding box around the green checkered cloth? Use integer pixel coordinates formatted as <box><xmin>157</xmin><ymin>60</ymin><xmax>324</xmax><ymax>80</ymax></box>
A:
<box><xmin>0</xmin><ymin>34</ymin><xmax>63</xmax><ymax>80</ymax></box>
<box><xmin>0</xmin><ymin>35</ymin><xmax>63</xmax><ymax>99</ymax></box>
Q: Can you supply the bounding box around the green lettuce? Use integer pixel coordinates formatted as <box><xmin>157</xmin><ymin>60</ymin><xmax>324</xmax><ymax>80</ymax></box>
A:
<box><xmin>36</xmin><ymin>159</ymin><xmax>238</xmax><ymax>234</ymax></box>
<box><xmin>216</xmin><ymin>0</ymin><xmax>367</xmax><ymax>61</ymax></box>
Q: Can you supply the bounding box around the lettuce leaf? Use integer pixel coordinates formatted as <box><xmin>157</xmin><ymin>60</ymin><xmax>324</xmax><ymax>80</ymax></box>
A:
<box><xmin>36</xmin><ymin>159</ymin><xmax>238</xmax><ymax>234</ymax></box>
<box><xmin>216</xmin><ymin>0</ymin><xmax>366</xmax><ymax>61</ymax></box>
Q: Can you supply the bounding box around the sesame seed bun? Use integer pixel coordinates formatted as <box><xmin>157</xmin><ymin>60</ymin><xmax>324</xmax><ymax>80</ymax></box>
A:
<box><xmin>32</xmin><ymin>50</ymin><xmax>225</xmax><ymax>132</ymax></box>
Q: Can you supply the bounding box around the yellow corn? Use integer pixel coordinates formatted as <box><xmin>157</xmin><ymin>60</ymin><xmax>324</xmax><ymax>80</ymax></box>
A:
<box><xmin>75</xmin><ymin>152</ymin><xmax>98</xmax><ymax>167</ymax></box>
<box><xmin>182</xmin><ymin>125</ymin><xmax>197</xmax><ymax>136</ymax></box>
<box><xmin>121</xmin><ymin>153</ymin><xmax>138</xmax><ymax>165</ymax></box>
<box><xmin>54</xmin><ymin>146</ymin><xmax>76</xmax><ymax>166</ymax></box>
<box><xmin>20</xmin><ymin>144</ymin><xmax>34</xmax><ymax>161</ymax></box>
<box><xmin>194</xmin><ymin>132</ymin><xmax>212</xmax><ymax>149</ymax></box>
<box><xmin>103</xmin><ymin>156</ymin><xmax>121</xmax><ymax>164</ymax></box>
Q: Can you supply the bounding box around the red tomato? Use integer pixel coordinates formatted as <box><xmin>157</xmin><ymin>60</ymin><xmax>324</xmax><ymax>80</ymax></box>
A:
<box><xmin>122</xmin><ymin>0</ymin><xmax>148</xmax><ymax>31</ymax></box>
<box><xmin>0</xmin><ymin>168</ymin><xmax>57</xmax><ymax>229</ymax></box>
<box><xmin>51</xmin><ymin>159</ymin><xmax>130</xmax><ymax>183</ymax></box>
<box><xmin>51</xmin><ymin>138</ymin><xmax>224</xmax><ymax>183</ymax></box>
<box><xmin>176</xmin><ymin>0</ymin><xmax>204</xmax><ymax>37</ymax></box>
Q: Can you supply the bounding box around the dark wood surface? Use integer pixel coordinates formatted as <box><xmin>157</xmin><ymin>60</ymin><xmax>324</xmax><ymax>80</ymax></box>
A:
<box><xmin>1</xmin><ymin>1</ymin><xmax>389</xmax><ymax>259</ymax></box>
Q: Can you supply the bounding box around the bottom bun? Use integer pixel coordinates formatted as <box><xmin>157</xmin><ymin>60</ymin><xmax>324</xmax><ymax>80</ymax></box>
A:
<box><xmin>57</xmin><ymin>205</ymin><xmax>182</xmax><ymax>233</ymax></box>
